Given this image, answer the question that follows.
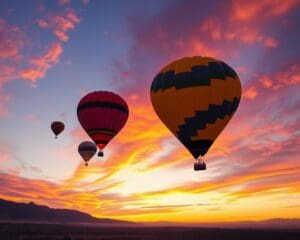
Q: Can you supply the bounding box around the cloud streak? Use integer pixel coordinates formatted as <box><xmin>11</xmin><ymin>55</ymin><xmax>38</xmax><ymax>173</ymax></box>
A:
<box><xmin>37</xmin><ymin>8</ymin><xmax>80</xmax><ymax>42</ymax></box>
<box><xmin>20</xmin><ymin>42</ymin><xmax>63</xmax><ymax>84</ymax></box>
<box><xmin>0</xmin><ymin>6</ymin><xmax>80</xmax><ymax>116</ymax></box>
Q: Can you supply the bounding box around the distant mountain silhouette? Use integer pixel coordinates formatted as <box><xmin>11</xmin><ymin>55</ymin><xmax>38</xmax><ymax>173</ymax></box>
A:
<box><xmin>1</xmin><ymin>198</ymin><xmax>299</xmax><ymax>229</ymax></box>
<box><xmin>0</xmin><ymin>198</ymin><xmax>128</xmax><ymax>224</ymax></box>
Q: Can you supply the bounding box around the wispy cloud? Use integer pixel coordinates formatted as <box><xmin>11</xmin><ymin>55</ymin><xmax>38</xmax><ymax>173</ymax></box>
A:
<box><xmin>243</xmin><ymin>86</ymin><xmax>258</xmax><ymax>100</ymax></box>
<box><xmin>231</xmin><ymin>0</ymin><xmax>299</xmax><ymax>21</ymax></box>
<box><xmin>37</xmin><ymin>8</ymin><xmax>80</xmax><ymax>42</ymax></box>
<box><xmin>0</xmin><ymin>6</ymin><xmax>80</xmax><ymax>116</ymax></box>
<box><xmin>259</xmin><ymin>64</ymin><xmax>300</xmax><ymax>90</ymax></box>
<box><xmin>0</xmin><ymin>19</ymin><xmax>23</xmax><ymax>86</ymax></box>
<box><xmin>0</xmin><ymin>19</ymin><xmax>24</xmax><ymax>60</ymax></box>
<box><xmin>20</xmin><ymin>42</ymin><xmax>63</xmax><ymax>84</ymax></box>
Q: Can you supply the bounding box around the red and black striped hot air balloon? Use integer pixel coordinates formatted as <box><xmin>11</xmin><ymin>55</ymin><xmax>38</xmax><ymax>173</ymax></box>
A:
<box><xmin>77</xmin><ymin>91</ymin><xmax>129</xmax><ymax>157</ymax></box>
<box><xmin>51</xmin><ymin>121</ymin><xmax>65</xmax><ymax>139</ymax></box>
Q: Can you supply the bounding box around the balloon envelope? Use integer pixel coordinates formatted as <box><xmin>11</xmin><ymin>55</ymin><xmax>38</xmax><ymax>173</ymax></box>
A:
<box><xmin>77</xmin><ymin>91</ymin><xmax>129</xmax><ymax>150</ymax></box>
<box><xmin>78</xmin><ymin>141</ymin><xmax>97</xmax><ymax>164</ymax></box>
<box><xmin>150</xmin><ymin>56</ymin><xmax>241</xmax><ymax>159</ymax></box>
<box><xmin>51</xmin><ymin>121</ymin><xmax>65</xmax><ymax>138</ymax></box>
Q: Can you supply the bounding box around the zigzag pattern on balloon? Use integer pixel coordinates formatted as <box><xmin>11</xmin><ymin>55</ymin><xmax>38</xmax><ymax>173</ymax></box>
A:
<box><xmin>177</xmin><ymin>97</ymin><xmax>240</xmax><ymax>143</ymax></box>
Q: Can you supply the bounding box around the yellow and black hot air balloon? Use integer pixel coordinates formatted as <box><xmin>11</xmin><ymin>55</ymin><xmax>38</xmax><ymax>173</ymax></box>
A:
<box><xmin>150</xmin><ymin>56</ymin><xmax>241</xmax><ymax>171</ymax></box>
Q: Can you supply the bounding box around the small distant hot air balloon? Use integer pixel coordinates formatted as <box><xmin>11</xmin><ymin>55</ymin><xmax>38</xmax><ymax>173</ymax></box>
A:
<box><xmin>77</xmin><ymin>91</ymin><xmax>129</xmax><ymax>157</ymax></box>
<box><xmin>78</xmin><ymin>141</ymin><xmax>97</xmax><ymax>166</ymax></box>
<box><xmin>51</xmin><ymin>121</ymin><xmax>65</xmax><ymax>139</ymax></box>
<box><xmin>150</xmin><ymin>56</ymin><xmax>242</xmax><ymax>171</ymax></box>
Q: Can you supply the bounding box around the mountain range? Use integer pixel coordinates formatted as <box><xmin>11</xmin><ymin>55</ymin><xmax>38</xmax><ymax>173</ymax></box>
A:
<box><xmin>0</xmin><ymin>198</ymin><xmax>127</xmax><ymax>224</ymax></box>
<box><xmin>1</xmin><ymin>198</ymin><xmax>300</xmax><ymax>229</ymax></box>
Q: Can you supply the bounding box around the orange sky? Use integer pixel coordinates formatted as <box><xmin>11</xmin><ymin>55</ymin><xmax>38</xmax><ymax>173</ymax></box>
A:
<box><xmin>1</xmin><ymin>97</ymin><xmax>300</xmax><ymax>223</ymax></box>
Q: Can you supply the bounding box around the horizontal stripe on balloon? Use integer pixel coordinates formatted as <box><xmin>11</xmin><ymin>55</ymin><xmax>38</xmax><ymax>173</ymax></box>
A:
<box><xmin>52</xmin><ymin>126</ymin><xmax>64</xmax><ymax>130</ymax></box>
<box><xmin>87</xmin><ymin>128</ymin><xmax>117</xmax><ymax>136</ymax></box>
<box><xmin>81</xmin><ymin>152</ymin><xmax>95</xmax><ymax>156</ymax></box>
<box><xmin>77</xmin><ymin>101</ymin><xmax>129</xmax><ymax>114</ymax></box>
<box><xmin>94</xmin><ymin>140</ymin><xmax>109</xmax><ymax>144</ymax></box>
<box><xmin>151</xmin><ymin>62</ymin><xmax>238</xmax><ymax>92</ymax></box>
<box><xmin>78</xmin><ymin>146</ymin><xmax>97</xmax><ymax>152</ymax></box>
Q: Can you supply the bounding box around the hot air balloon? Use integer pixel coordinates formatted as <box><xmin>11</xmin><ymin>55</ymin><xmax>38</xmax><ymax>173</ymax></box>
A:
<box><xmin>150</xmin><ymin>56</ymin><xmax>241</xmax><ymax>171</ymax></box>
<box><xmin>51</xmin><ymin>121</ymin><xmax>65</xmax><ymax>139</ymax></box>
<box><xmin>77</xmin><ymin>91</ymin><xmax>129</xmax><ymax>157</ymax></box>
<box><xmin>78</xmin><ymin>141</ymin><xmax>97</xmax><ymax>166</ymax></box>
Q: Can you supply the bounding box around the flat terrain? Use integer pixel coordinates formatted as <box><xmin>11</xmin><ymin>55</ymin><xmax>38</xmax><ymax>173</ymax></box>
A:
<box><xmin>1</xmin><ymin>223</ymin><xmax>300</xmax><ymax>240</ymax></box>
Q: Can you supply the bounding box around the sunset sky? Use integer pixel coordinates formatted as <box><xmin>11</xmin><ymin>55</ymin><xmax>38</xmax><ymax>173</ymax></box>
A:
<box><xmin>0</xmin><ymin>0</ymin><xmax>300</xmax><ymax>223</ymax></box>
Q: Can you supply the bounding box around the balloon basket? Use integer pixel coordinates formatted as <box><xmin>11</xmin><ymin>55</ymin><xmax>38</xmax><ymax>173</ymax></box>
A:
<box><xmin>194</xmin><ymin>159</ymin><xmax>206</xmax><ymax>171</ymax></box>
<box><xmin>98</xmin><ymin>151</ymin><xmax>104</xmax><ymax>157</ymax></box>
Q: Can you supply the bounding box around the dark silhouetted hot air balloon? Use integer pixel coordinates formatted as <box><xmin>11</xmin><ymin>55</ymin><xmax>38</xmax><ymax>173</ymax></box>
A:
<box><xmin>51</xmin><ymin>121</ymin><xmax>65</xmax><ymax>138</ymax></box>
<box><xmin>77</xmin><ymin>91</ymin><xmax>129</xmax><ymax>157</ymax></box>
<box><xmin>78</xmin><ymin>141</ymin><xmax>97</xmax><ymax>166</ymax></box>
<box><xmin>150</xmin><ymin>56</ymin><xmax>241</xmax><ymax>171</ymax></box>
